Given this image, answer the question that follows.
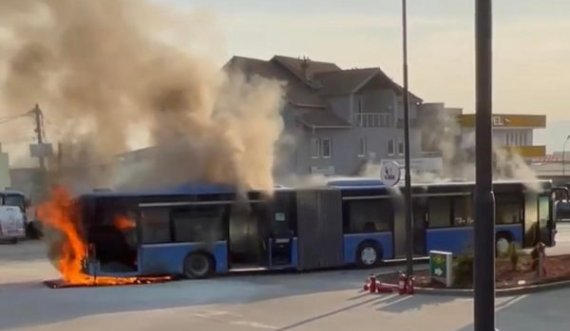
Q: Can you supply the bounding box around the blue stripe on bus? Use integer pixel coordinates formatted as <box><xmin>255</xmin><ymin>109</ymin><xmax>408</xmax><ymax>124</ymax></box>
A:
<box><xmin>343</xmin><ymin>232</ymin><xmax>393</xmax><ymax>264</ymax></box>
<box><xmin>139</xmin><ymin>241</ymin><xmax>228</xmax><ymax>275</ymax></box>
<box><xmin>426</xmin><ymin>224</ymin><xmax>523</xmax><ymax>255</ymax></box>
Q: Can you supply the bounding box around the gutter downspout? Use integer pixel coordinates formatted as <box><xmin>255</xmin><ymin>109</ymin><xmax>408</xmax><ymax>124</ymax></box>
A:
<box><xmin>349</xmin><ymin>93</ymin><xmax>355</xmax><ymax>126</ymax></box>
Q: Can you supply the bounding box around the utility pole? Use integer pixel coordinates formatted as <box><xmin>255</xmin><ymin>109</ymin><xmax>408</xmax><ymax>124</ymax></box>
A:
<box><xmin>474</xmin><ymin>0</ymin><xmax>496</xmax><ymax>330</ymax></box>
<box><xmin>401</xmin><ymin>0</ymin><xmax>414</xmax><ymax>277</ymax></box>
<box><xmin>32</xmin><ymin>104</ymin><xmax>46</xmax><ymax>171</ymax></box>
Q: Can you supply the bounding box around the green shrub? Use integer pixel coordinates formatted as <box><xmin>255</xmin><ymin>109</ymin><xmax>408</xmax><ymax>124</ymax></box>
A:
<box><xmin>453</xmin><ymin>254</ymin><xmax>474</xmax><ymax>287</ymax></box>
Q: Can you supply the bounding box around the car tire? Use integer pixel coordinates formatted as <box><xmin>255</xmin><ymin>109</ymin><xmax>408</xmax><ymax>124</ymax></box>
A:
<box><xmin>356</xmin><ymin>241</ymin><xmax>383</xmax><ymax>268</ymax></box>
<box><xmin>183</xmin><ymin>252</ymin><xmax>214</xmax><ymax>279</ymax></box>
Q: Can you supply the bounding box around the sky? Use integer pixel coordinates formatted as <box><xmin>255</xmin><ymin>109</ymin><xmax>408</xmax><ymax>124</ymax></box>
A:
<box><xmin>162</xmin><ymin>0</ymin><xmax>570</xmax><ymax>152</ymax></box>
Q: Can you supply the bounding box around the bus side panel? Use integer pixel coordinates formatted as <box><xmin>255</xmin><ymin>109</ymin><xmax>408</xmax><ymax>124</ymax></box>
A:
<box><xmin>343</xmin><ymin>232</ymin><xmax>393</xmax><ymax>264</ymax></box>
<box><xmin>427</xmin><ymin>225</ymin><xmax>524</xmax><ymax>255</ymax></box>
<box><xmin>139</xmin><ymin>241</ymin><xmax>228</xmax><ymax>275</ymax></box>
<box><xmin>426</xmin><ymin>228</ymin><xmax>473</xmax><ymax>255</ymax></box>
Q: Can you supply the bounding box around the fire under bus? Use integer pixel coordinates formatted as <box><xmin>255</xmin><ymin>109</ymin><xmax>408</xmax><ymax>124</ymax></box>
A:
<box><xmin>59</xmin><ymin>178</ymin><xmax>561</xmax><ymax>283</ymax></box>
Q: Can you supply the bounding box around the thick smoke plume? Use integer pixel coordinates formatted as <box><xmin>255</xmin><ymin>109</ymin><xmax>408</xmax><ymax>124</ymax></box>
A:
<box><xmin>418</xmin><ymin>110</ymin><xmax>541</xmax><ymax>190</ymax></box>
<box><xmin>0</xmin><ymin>0</ymin><xmax>285</xmax><ymax>193</ymax></box>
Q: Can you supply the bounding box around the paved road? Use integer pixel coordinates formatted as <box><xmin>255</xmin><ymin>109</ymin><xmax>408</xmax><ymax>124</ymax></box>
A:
<box><xmin>2</xmin><ymin>227</ymin><xmax>570</xmax><ymax>331</ymax></box>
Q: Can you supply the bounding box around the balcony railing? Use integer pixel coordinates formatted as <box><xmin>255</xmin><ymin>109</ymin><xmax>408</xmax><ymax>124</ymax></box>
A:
<box><xmin>353</xmin><ymin>113</ymin><xmax>393</xmax><ymax>128</ymax></box>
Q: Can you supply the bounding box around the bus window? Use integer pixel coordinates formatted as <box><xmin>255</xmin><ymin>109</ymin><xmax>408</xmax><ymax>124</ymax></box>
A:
<box><xmin>140</xmin><ymin>208</ymin><xmax>171</xmax><ymax>244</ymax></box>
<box><xmin>427</xmin><ymin>197</ymin><xmax>452</xmax><ymax>228</ymax></box>
<box><xmin>495</xmin><ymin>194</ymin><xmax>523</xmax><ymax>224</ymax></box>
<box><xmin>346</xmin><ymin>199</ymin><xmax>393</xmax><ymax>233</ymax></box>
<box><xmin>453</xmin><ymin>196</ymin><xmax>474</xmax><ymax>227</ymax></box>
<box><xmin>171</xmin><ymin>206</ymin><xmax>225</xmax><ymax>243</ymax></box>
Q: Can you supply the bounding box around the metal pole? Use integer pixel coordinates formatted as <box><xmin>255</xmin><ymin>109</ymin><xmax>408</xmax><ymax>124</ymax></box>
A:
<box><xmin>401</xmin><ymin>0</ymin><xmax>414</xmax><ymax>277</ymax></box>
<box><xmin>33</xmin><ymin>104</ymin><xmax>46</xmax><ymax>171</ymax></box>
<box><xmin>474</xmin><ymin>1</ymin><xmax>496</xmax><ymax>331</ymax></box>
<box><xmin>562</xmin><ymin>135</ymin><xmax>570</xmax><ymax>177</ymax></box>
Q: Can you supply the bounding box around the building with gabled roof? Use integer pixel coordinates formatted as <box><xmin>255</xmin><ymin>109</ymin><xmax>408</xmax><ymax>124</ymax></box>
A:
<box><xmin>225</xmin><ymin>55</ymin><xmax>425</xmax><ymax>177</ymax></box>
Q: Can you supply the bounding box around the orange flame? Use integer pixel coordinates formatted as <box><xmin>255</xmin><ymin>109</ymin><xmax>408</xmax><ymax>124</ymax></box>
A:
<box><xmin>38</xmin><ymin>186</ymin><xmax>170</xmax><ymax>286</ymax></box>
<box><xmin>114</xmin><ymin>215</ymin><xmax>135</xmax><ymax>231</ymax></box>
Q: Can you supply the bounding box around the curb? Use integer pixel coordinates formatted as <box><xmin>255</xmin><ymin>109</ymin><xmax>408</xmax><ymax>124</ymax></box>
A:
<box><xmin>411</xmin><ymin>279</ymin><xmax>570</xmax><ymax>297</ymax></box>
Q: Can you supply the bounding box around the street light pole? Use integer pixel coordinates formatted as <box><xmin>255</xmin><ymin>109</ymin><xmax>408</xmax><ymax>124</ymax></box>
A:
<box><xmin>401</xmin><ymin>0</ymin><xmax>414</xmax><ymax>277</ymax></box>
<box><xmin>562</xmin><ymin>135</ymin><xmax>570</xmax><ymax>176</ymax></box>
<box><xmin>474</xmin><ymin>1</ymin><xmax>496</xmax><ymax>331</ymax></box>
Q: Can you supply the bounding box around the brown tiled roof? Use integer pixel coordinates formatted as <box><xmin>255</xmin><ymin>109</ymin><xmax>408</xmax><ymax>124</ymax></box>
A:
<box><xmin>223</xmin><ymin>55</ymin><xmax>423</xmax><ymax>129</ymax></box>
<box><xmin>224</xmin><ymin>56</ymin><xmax>326</xmax><ymax>107</ymax></box>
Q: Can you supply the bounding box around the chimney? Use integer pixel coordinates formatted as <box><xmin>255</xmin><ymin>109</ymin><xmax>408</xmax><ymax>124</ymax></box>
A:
<box><xmin>300</xmin><ymin>56</ymin><xmax>311</xmax><ymax>81</ymax></box>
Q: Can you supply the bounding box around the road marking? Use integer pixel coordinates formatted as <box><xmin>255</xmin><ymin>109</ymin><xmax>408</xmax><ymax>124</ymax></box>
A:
<box><xmin>190</xmin><ymin>310</ymin><xmax>277</xmax><ymax>329</ymax></box>
<box><xmin>230</xmin><ymin>320</ymin><xmax>277</xmax><ymax>329</ymax></box>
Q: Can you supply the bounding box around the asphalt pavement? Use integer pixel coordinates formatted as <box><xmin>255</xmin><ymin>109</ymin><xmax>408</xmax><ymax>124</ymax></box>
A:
<box><xmin>1</xmin><ymin>224</ymin><xmax>570</xmax><ymax>331</ymax></box>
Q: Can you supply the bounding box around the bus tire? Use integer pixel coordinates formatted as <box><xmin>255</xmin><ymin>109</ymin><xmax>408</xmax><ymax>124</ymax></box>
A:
<box><xmin>356</xmin><ymin>241</ymin><xmax>383</xmax><ymax>268</ymax></box>
<box><xmin>9</xmin><ymin>238</ymin><xmax>18</xmax><ymax>244</ymax></box>
<box><xmin>183</xmin><ymin>252</ymin><xmax>214</xmax><ymax>279</ymax></box>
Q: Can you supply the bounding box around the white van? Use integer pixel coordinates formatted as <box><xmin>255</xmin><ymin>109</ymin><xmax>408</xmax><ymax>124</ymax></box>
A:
<box><xmin>0</xmin><ymin>205</ymin><xmax>26</xmax><ymax>243</ymax></box>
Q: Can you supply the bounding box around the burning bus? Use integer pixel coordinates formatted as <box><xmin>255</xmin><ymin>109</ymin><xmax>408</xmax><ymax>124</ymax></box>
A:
<box><xmin>39</xmin><ymin>178</ymin><xmax>561</xmax><ymax>285</ymax></box>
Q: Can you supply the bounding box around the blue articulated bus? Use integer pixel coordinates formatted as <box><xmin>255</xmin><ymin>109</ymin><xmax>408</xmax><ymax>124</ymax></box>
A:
<box><xmin>76</xmin><ymin>179</ymin><xmax>558</xmax><ymax>279</ymax></box>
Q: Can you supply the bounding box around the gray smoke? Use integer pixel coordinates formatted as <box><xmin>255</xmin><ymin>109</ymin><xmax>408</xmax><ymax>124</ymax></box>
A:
<box><xmin>418</xmin><ymin>110</ymin><xmax>541</xmax><ymax>190</ymax></box>
<box><xmin>0</xmin><ymin>0</ymin><xmax>286</xmax><ymax>194</ymax></box>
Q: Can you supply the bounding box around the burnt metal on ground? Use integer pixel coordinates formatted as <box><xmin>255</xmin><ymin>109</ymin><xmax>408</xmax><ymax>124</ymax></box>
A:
<box><xmin>43</xmin><ymin>277</ymin><xmax>173</xmax><ymax>289</ymax></box>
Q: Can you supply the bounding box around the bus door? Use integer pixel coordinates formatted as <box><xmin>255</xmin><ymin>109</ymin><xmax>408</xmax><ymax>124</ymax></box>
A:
<box><xmin>228</xmin><ymin>201</ymin><xmax>270</xmax><ymax>269</ymax></box>
<box><xmin>412</xmin><ymin>197</ymin><xmax>427</xmax><ymax>256</ymax></box>
<box><xmin>267</xmin><ymin>192</ymin><xmax>295</xmax><ymax>268</ymax></box>
<box><xmin>538</xmin><ymin>194</ymin><xmax>555</xmax><ymax>246</ymax></box>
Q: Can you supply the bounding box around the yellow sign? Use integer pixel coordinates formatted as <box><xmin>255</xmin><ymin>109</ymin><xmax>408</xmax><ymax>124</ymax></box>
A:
<box><xmin>502</xmin><ymin>145</ymin><xmax>546</xmax><ymax>158</ymax></box>
<box><xmin>459</xmin><ymin>114</ymin><xmax>546</xmax><ymax>128</ymax></box>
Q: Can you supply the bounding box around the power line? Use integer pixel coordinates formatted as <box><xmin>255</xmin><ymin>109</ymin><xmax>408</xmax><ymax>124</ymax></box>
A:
<box><xmin>0</xmin><ymin>110</ymin><xmax>33</xmax><ymax>125</ymax></box>
<box><xmin>1</xmin><ymin>139</ymin><xmax>35</xmax><ymax>145</ymax></box>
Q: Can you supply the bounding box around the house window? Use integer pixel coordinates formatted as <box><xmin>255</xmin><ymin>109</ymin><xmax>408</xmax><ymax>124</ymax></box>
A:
<box><xmin>311</xmin><ymin>138</ymin><xmax>320</xmax><ymax>158</ymax></box>
<box><xmin>358</xmin><ymin>137</ymin><xmax>367</xmax><ymax>157</ymax></box>
<box><xmin>388</xmin><ymin>139</ymin><xmax>395</xmax><ymax>155</ymax></box>
<box><xmin>321</xmin><ymin>138</ymin><xmax>332</xmax><ymax>158</ymax></box>
<box><xmin>398</xmin><ymin>139</ymin><xmax>404</xmax><ymax>155</ymax></box>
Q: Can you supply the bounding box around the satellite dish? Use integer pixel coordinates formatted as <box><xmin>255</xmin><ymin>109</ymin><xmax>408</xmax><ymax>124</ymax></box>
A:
<box><xmin>381</xmin><ymin>161</ymin><xmax>401</xmax><ymax>187</ymax></box>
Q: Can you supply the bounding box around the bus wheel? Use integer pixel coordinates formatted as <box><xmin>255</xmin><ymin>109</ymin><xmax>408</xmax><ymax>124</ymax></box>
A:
<box><xmin>9</xmin><ymin>238</ymin><xmax>18</xmax><ymax>244</ymax></box>
<box><xmin>183</xmin><ymin>253</ymin><xmax>214</xmax><ymax>279</ymax></box>
<box><xmin>356</xmin><ymin>241</ymin><xmax>382</xmax><ymax>268</ymax></box>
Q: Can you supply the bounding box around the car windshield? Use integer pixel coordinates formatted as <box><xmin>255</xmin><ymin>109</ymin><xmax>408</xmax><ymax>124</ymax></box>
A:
<box><xmin>3</xmin><ymin>194</ymin><xmax>25</xmax><ymax>210</ymax></box>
